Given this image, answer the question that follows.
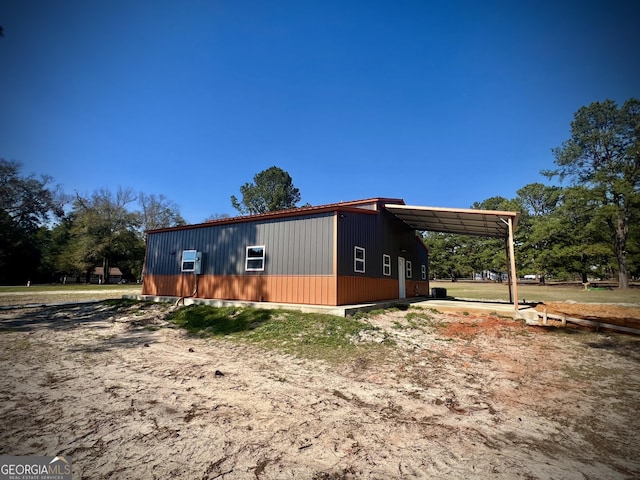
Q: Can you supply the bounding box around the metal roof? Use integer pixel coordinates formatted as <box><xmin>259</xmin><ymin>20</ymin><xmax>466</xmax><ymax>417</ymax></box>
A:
<box><xmin>384</xmin><ymin>204</ymin><xmax>520</xmax><ymax>238</ymax></box>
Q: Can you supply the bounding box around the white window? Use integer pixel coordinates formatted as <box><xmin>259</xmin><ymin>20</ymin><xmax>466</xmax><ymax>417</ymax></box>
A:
<box><xmin>181</xmin><ymin>250</ymin><xmax>197</xmax><ymax>272</ymax></box>
<box><xmin>406</xmin><ymin>260</ymin><xmax>412</xmax><ymax>278</ymax></box>
<box><xmin>354</xmin><ymin>246</ymin><xmax>365</xmax><ymax>273</ymax></box>
<box><xmin>383</xmin><ymin>254</ymin><xmax>391</xmax><ymax>276</ymax></box>
<box><xmin>421</xmin><ymin>264</ymin><xmax>427</xmax><ymax>280</ymax></box>
<box><xmin>246</xmin><ymin>245</ymin><xmax>265</xmax><ymax>271</ymax></box>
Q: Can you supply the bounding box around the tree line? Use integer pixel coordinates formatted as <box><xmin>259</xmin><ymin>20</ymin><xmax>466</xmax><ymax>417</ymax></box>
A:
<box><xmin>0</xmin><ymin>162</ymin><xmax>187</xmax><ymax>284</ymax></box>
<box><xmin>0</xmin><ymin>163</ymin><xmax>303</xmax><ymax>285</ymax></box>
<box><xmin>1</xmin><ymin>99</ymin><xmax>638</xmax><ymax>287</ymax></box>
<box><xmin>426</xmin><ymin>99</ymin><xmax>639</xmax><ymax>288</ymax></box>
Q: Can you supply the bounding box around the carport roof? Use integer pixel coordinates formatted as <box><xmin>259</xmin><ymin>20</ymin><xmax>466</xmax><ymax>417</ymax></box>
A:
<box><xmin>384</xmin><ymin>204</ymin><xmax>520</xmax><ymax>238</ymax></box>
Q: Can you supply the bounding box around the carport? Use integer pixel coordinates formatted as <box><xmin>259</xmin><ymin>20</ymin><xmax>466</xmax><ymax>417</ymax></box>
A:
<box><xmin>384</xmin><ymin>204</ymin><xmax>521</xmax><ymax>310</ymax></box>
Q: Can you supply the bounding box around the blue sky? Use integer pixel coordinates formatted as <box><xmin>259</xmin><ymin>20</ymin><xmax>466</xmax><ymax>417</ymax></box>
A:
<box><xmin>1</xmin><ymin>1</ymin><xmax>638</xmax><ymax>224</ymax></box>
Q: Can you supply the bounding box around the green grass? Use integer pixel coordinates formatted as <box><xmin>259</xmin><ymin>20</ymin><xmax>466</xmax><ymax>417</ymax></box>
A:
<box><xmin>0</xmin><ymin>284</ymin><xmax>142</xmax><ymax>307</ymax></box>
<box><xmin>167</xmin><ymin>304</ymin><xmax>388</xmax><ymax>362</ymax></box>
<box><xmin>0</xmin><ymin>284</ymin><xmax>141</xmax><ymax>293</ymax></box>
<box><xmin>405</xmin><ymin>311</ymin><xmax>440</xmax><ymax>329</ymax></box>
<box><xmin>169</xmin><ymin>305</ymin><xmax>273</xmax><ymax>335</ymax></box>
<box><xmin>429</xmin><ymin>281</ymin><xmax>640</xmax><ymax>305</ymax></box>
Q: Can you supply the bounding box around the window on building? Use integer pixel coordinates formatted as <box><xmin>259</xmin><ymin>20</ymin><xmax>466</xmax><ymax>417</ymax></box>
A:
<box><xmin>383</xmin><ymin>254</ymin><xmax>391</xmax><ymax>276</ymax></box>
<box><xmin>181</xmin><ymin>250</ymin><xmax>197</xmax><ymax>272</ymax></box>
<box><xmin>421</xmin><ymin>264</ymin><xmax>427</xmax><ymax>280</ymax></box>
<box><xmin>246</xmin><ymin>245</ymin><xmax>265</xmax><ymax>271</ymax></box>
<box><xmin>354</xmin><ymin>246</ymin><xmax>365</xmax><ymax>273</ymax></box>
<box><xmin>406</xmin><ymin>260</ymin><xmax>412</xmax><ymax>278</ymax></box>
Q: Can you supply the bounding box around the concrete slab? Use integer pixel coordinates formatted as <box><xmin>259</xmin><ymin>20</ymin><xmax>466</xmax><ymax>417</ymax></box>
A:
<box><xmin>126</xmin><ymin>294</ymin><xmax>524</xmax><ymax>318</ymax></box>
<box><xmin>413</xmin><ymin>298</ymin><xmax>524</xmax><ymax>318</ymax></box>
<box><xmin>126</xmin><ymin>295</ymin><xmax>352</xmax><ymax>316</ymax></box>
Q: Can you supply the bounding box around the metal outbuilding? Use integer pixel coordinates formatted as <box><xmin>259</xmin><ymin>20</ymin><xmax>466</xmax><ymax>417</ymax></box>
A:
<box><xmin>141</xmin><ymin>198</ymin><xmax>520</xmax><ymax>308</ymax></box>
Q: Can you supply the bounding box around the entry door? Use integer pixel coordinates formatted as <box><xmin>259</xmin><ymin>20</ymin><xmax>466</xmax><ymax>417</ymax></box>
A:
<box><xmin>398</xmin><ymin>257</ymin><xmax>406</xmax><ymax>299</ymax></box>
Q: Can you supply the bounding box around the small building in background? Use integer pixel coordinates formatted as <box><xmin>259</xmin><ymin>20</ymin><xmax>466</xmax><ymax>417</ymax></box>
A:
<box><xmin>141</xmin><ymin>198</ymin><xmax>430</xmax><ymax>306</ymax></box>
<box><xmin>90</xmin><ymin>267</ymin><xmax>123</xmax><ymax>284</ymax></box>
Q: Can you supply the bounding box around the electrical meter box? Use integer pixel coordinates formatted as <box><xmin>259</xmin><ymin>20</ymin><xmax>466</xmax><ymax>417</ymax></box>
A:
<box><xmin>181</xmin><ymin>250</ymin><xmax>202</xmax><ymax>274</ymax></box>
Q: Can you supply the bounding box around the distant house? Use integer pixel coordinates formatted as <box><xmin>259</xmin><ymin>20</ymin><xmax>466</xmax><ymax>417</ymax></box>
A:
<box><xmin>90</xmin><ymin>267</ymin><xmax>123</xmax><ymax>284</ymax></box>
<box><xmin>141</xmin><ymin>198</ymin><xmax>430</xmax><ymax>306</ymax></box>
<box><xmin>474</xmin><ymin>270</ymin><xmax>508</xmax><ymax>282</ymax></box>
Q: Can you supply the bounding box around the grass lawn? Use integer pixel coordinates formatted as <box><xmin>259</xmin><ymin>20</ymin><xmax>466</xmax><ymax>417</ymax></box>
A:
<box><xmin>0</xmin><ymin>284</ymin><xmax>141</xmax><ymax>293</ymax></box>
<box><xmin>0</xmin><ymin>284</ymin><xmax>142</xmax><ymax>306</ymax></box>
<box><xmin>430</xmin><ymin>280</ymin><xmax>640</xmax><ymax>305</ymax></box>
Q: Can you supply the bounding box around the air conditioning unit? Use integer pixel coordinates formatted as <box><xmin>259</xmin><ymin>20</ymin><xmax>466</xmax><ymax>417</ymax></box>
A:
<box><xmin>431</xmin><ymin>287</ymin><xmax>447</xmax><ymax>299</ymax></box>
<box><xmin>181</xmin><ymin>250</ymin><xmax>202</xmax><ymax>274</ymax></box>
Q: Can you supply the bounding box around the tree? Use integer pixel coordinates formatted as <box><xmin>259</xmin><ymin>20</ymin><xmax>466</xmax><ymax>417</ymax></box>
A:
<box><xmin>555</xmin><ymin>186</ymin><xmax>613</xmax><ymax>282</ymax></box>
<box><xmin>0</xmin><ymin>159</ymin><xmax>65</xmax><ymax>283</ymax></box>
<box><xmin>516</xmin><ymin>183</ymin><xmax>561</xmax><ymax>281</ymax></box>
<box><xmin>517</xmin><ymin>183</ymin><xmax>561</xmax><ymax>218</ymax></box>
<box><xmin>65</xmin><ymin>187</ymin><xmax>143</xmax><ymax>283</ymax></box>
<box><xmin>42</xmin><ymin>216</ymin><xmax>75</xmax><ymax>281</ymax></box>
<box><xmin>0</xmin><ymin>159</ymin><xmax>64</xmax><ymax>232</ymax></box>
<box><xmin>231</xmin><ymin>166</ymin><xmax>302</xmax><ymax>215</ymax></box>
<box><xmin>519</xmin><ymin>185</ymin><xmax>611</xmax><ymax>282</ymax></box>
<box><xmin>422</xmin><ymin>232</ymin><xmax>468</xmax><ymax>280</ymax></box>
<box><xmin>546</xmin><ymin>99</ymin><xmax>640</xmax><ymax>288</ymax></box>
<box><xmin>139</xmin><ymin>193</ymin><xmax>185</xmax><ymax>232</ymax></box>
<box><xmin>204</xmin><ymin>213</ymin><xmax>231</xmax><ymax>222</ymax></box>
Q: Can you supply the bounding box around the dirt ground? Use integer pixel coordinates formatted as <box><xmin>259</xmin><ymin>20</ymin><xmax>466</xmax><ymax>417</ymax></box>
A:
<box><xmin>1</xmin><ymin>302</ymin><xmax>639</xmax><ymax>479</ymax></box>
<box><xmin>534</xmin><ymin>302</ymin><xmax>640</xmax><ymax>330</ymax></box>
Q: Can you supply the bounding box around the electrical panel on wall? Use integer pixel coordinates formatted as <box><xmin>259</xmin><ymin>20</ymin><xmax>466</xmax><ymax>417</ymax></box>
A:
<box><xmin>181</xmin><ymin>250</ymin><xmax>202</xmax><ymax>274</ymax></box>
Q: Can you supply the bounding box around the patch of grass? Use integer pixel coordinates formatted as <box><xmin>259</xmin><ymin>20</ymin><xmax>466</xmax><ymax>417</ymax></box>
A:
<box><xmin>168</xmin><ymin>305</ymin><xmax>273</xmax><ymax>335</ymax></box>
<box><xmin>353</xmin><ymin>303</ymin><xmax>411</xmax><ymax>319</ymax></box>
<box><xmin>245</xmin><ymin>311</ymin><xmax>385</xmax><ymax>361</ymax></box>
<box><xmin>101</xmin><ymin>298</ymin><xmax>140</xmax><ymax>308</ymax></box>
<box><xmin>405</xmin><ymin>311</ymin><xmax>440</xmax><ymax>329</ymax></box>
<box><xmin>167</xmin><ymin>305</ymin><xmax>387</xmax><ymax>362</ymax></box>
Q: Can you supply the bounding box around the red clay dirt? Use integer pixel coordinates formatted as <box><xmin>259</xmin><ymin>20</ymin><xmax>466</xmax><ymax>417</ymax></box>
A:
<box><xmin>534</xmin><ymin>302</ymin><xmax>640</xmax><ymax>330</ymax></box>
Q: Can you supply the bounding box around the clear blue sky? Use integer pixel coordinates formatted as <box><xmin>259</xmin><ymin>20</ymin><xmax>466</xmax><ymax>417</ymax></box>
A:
<box><xmin>1</xmin><ymin>1</ymin><xmax>638</xmax><ymax>224</ymax></box>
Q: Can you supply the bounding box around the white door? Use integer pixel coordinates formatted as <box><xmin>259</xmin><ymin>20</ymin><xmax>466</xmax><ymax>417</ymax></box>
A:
<box><xmin>398</xmin><ymin>257</ymin><xmax>406</xmax><ymax>299</ymax></box>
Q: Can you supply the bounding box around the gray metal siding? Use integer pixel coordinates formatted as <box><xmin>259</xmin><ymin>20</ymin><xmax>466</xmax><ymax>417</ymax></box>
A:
<box><xmin>145</xmin><ymin>212</ymin><xmax>334</xmax><ymax>276</ymax></box>
<box><xmin>337</xmin><ymin>209</ymin><xmax>427</xmax><ymax>279</ymax></box>
<box><xmin>337</xmin><ymin>212</ymin><xmax>377</xmax><ymax>277</ymax></box>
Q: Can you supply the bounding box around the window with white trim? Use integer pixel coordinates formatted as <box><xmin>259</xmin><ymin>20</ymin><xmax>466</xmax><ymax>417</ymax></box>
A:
<box><xmin>383</xmin><ymin>254</ymin><xmax>391</xmax><ymax>276</ymax></box>
<box><xmin>245</xmin><ymin>245</ymin><xmax>265</xmax><ymax>271</ymax></box>
<box><xmin>421</xmin><ymin>264</ymin><xmax>427</xmax><ymax>280</ymax></box>
<box><xmin>406</xmin><ymin>260</ymin><xmax>412</xmax><ymax>278</ymax></box>
<box><xmin>354</xmin><ymin>246</ymin><xmax>365</xmax><ymax>273</ymax></box>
